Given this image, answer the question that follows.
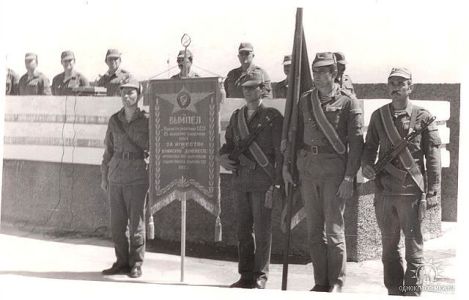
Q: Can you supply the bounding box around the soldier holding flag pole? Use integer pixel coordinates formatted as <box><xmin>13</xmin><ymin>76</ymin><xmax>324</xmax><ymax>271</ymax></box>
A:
<box><xmin>282</xmin><ymin>17</ymin><xmax>364</xmax><ymax>290</ymax></box>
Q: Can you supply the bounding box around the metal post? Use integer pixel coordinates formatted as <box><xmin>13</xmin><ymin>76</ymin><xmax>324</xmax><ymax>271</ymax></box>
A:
<box><xmin>180</xmin><ymin>190</ymin><xmax>186</xmax><ymax>282</ymax></box>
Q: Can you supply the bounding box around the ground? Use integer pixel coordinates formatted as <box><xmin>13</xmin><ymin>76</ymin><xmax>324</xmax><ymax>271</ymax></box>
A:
<box><xmin>0</xmin><ymin>222</ymin><xmax>457</xmax><ymax>300</ymax></box>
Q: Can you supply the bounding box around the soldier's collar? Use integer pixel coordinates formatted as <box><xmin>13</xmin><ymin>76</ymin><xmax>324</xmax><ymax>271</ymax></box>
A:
<box><xmin>27</xmin><ymin>70</ymin><xmax>40</xmax><ymax>79</ymax></box>
<box><xmin>106</xmin><ymin>68</ymin><xmax>121</xmax><ymax>76</ymax></box>
<box><xmin>118</xmin><ymin>106</ymin><xmax>143</xmax><ymax>123</ymax></box>
<box><xmin>390</xmin><ymin>101</ymin><xmax>413</xmax><ymax>116</ymax></box>
<box><xmin>63</xmin><ymin>70</ymin><xmax>78</xmax><ymax>82</ymax></box>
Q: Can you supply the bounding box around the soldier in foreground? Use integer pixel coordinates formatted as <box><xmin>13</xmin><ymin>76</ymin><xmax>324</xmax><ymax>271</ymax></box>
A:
<box><xmin>51</xmin><ymin>50</ymin><xmax>89</xmax><ymax>95</ymax></box>
<box><xmin>273</xmin><ymin>55</ymin><xmax>291</xmax><ymax>98</ymax></box>
<box><xmin>18</xmin><ymin>53</ymin><xmax>51</xmax><ymax>95</ymax></box>
<box><xmin>283</xmin><ymin>52</ymin><xmax>364</xmax><ymax>292</ymax></box>
<box><xmin>101</xmin><ymin>78</ymin><xmax>149</xmax><ymax>278</ymax></box>
<box><xmin>97</xmin><ymin>49</ymin><xmax>131</xmax><ymax>96</ymax></box>
<box><xmin>171</xmin><ymin>49</ymin><xmax>200</xmax><ymax>79</ymax></box>
<box><xmin>219</xmin><ymin>70</ymin><xmax>283</xmax><ymax>289</ymax></box>
<box><xmin>361</xmin><ymin>67</ymin><xmax>441</xmax><ymax>296</ymax></box>
<box><xmin>224</xmin><ymin>42</ymin><xmax>272</xmax><ymax>99</ymax></box>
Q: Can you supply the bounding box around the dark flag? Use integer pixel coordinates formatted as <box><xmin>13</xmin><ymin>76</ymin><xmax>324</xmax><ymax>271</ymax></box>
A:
<box><xmin>281</xmin><ymin>7</ymin><xmax>313</xmax><ymax>290</ymax></box>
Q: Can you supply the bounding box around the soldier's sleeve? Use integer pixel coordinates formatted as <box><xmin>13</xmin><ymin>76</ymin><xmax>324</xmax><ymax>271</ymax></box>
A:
<box><xmin>11</xmin><ymin>72</ymin><xmax>20</xmax><ymax>95</ymax></box>
<box><xmin>421</xmin><ymin>111</ymin><xmax>442</xmax><ymax>194</ymax></box>
<box><xmin>344</xmin><ymin>98</ymin><xmax>364</xmax><ymax>177</ymax></box>
<box><xmin>80</xmin><ymin>74</ymin><xmax>90</xmax><ymax>87</ymax></box>
<box><xmin>51</xmin><ymin>76</ymin><xmax>58</xmax><ymax>95</ymax></box>
<box><xmin>361</xmin><ymin>110</ymin><xmax>380</xmax><ymax>169</ymax></box>
<box><xmin>271</xmin><ymin>109</ymin><xmax>284</xmax><ymax>185</ymax></box>
<box><xmin>219</xmin><ymin>111</ymin><xmax>237</xmax><ymax>155</ymax></box>
<box><xmin>41</xmin><ymin>75</ymin><xmax>52</xmax><ymax>95</ymax></box>
<box><xmin>223</xmin><ymin>71</ymin><xmax>233</xmax><ymax>98</ymax></box>
<box><xmin>261</xmin><ymin>69</ymin><xmax>273</xmax><ymax>99</ymax></box>
<box><xmin>101</xmin><ymin>116</ymin><xmax>115</xmax><ymax>181</ymax></box>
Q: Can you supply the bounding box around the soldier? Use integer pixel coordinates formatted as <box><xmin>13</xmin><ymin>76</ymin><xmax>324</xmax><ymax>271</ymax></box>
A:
<box><xmin>97</xmin><ymin>49</ymin><xmax>131</xmax><ymax>96</ymax></box>
<box><xmin>100</xmin><ymin>77</ymin><xmax>149</xmax><ymax>279</ymax></box>
<box><xmin>333</xmin><ymin>52</ymin><xmax>355</xmax><ymax>97</ymax></box>
<box><xmin>171</xmin><ymin>49</ymin><xmax>200</xmax><ymax>79</ymax></box>
<box><xmin>361</xmin><ymin>67</ymin><xmax>441</xmax><ymax>296</ymax></box>
<box><xmin>6</xmin><ymin>68</ymin><xmax>19</xmax><ymax>95</ymax></box>
<box><xmin>283</xmin><ymin>52</ymin><xmax>364</xmax><ymax>292</ymax></box>
<box><xmin>51</xmin><ymin>50</ymin><xmax>89</xmax><ymax>95</ymax></box>
<box><xmin>224</xmin><ymin>42</ymin><xmax>272</xmax><ymax>99</ymax></box>
<box><xmin>272</xmin><ymin>55</ymin><xmax>291</xmax><ymax>98</ymax></box>
<box><xmin>219</xmin><ymin>70</ymin><xmax>283</xmax><ymax>289</ymax></box>
<box><xmin>18</xmin><ymin>53</ymin><xmax>51</xmax><ymax>95</ymax></box>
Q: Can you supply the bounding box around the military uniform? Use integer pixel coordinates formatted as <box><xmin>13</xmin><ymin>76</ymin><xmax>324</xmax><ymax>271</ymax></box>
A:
<box><xmin>273</xmin><ymin>78</ymin><xmax>287</xmax><ymax>98</ymax></box>
<box><xmin>18</xmin><ymin>70</ymin><xmax>51</xmax><ymax>95</ymax></box>
<box><xmin>291</xmin><ymin>52</ymin><xmax>363</xmax><ymax>291</ymax></box>
<box><xmin>52</xmin><ymin>71</ymin><xmax>89</xmax><ymax>95</ymax></box>
<box><xmin>224</xmin><ymin>65</ymin><xmax>272</xmax><ymax>99</ymax></box>
<box><xmin>220</xmin><ymin>71</ymin><xmax>283</xmax><ymax>287</ymax></box>
<box><xmin>336</xmin><ymin>74</ymin><xmax>355</xmax><ymax>97</ymax></box>
<box><xmin>361</xmin><ymin>68</ymin><xmax>441</xmax><ymax>296</ymax></box>
<box><xmin>97</xmin><ymin>68</ymin><xmax>131</xmax><ymax>96</ymax></box>
<box><xmin>171</xmin><ymin>70</ymin><xmax>200</xmax><ymax>79</ymax></box>
<box><xmin>101</xmin><ymin>105</ymin><xmax>149</xmax><ymax>273</ymax></box>
<box><xmin>6</xmin><ymin>68</ymin><xmax>19</xmax><ymax>95</ymax></box>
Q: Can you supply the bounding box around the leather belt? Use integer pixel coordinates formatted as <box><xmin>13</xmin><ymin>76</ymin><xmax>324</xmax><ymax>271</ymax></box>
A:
<box><xmin>114</xmin><ymin>151</ymin><xmax>144</xmax><ymax>160</ymax></box>
<box><xmin>302</xmin><ymin>144</ymin><xmax>335</xmax><ymax>155</ymax></box>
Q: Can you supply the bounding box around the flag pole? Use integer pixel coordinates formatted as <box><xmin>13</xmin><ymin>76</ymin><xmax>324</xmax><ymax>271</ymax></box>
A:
<box><xmin>281</xmin><ymin>7</ymin><xmax>306</xmax><ymax>290</ymax></box>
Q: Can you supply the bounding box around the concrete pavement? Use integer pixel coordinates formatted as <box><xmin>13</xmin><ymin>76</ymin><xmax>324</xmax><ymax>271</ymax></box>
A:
<box><xmin>0</xmin><ymin>223</ymin><xmax>457</xmax><ymax>299</ymax></box>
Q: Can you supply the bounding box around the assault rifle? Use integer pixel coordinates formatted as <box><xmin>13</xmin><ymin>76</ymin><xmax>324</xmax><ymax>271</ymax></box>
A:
<box><xmin>373</xmin><ymin>115</ymin><xmax>436</xmax><ymax>175</ymax></box>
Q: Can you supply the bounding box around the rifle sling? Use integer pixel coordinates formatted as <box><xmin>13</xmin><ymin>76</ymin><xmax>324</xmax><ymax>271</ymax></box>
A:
<box><xmin>236</xmin><ymin>106</ymin><xmax>276</xmax><ymax>180</ymax></box>
<box><xmin>379</xmin><ymin>104</ymin><xmax>425</xmax><ymax>192</ymax></box>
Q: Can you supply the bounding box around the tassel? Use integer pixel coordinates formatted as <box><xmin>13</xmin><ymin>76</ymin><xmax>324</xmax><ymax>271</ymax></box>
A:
<box><xmin>214</xmin><ymin>216</ymin><xmax>222</xmax><ymax>242</ymax></box>
<box><xmin>147</xmin><ymin>215</ymin><xmax>155</xmax><ymax>240</ymax></box>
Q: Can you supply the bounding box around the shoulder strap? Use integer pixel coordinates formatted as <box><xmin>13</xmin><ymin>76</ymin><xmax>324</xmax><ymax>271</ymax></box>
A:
<box><xmin>379</xmin><ymin>104</ymin><xmax>425</xmax><ymax>192</ymax></box>
<box><xmin>112</xmin><ymin>114</ymin><xmax>145</xmax><ymax>153</ymax></box>
<box><xmin>237</xmin><ymin>106</ymin><xmax>276</xmax><ymax>180</ymax></box>
<box><xmin>307</xmin><ymin>90</ymin><xmax>346</xmax><ymax>154</ymax></box>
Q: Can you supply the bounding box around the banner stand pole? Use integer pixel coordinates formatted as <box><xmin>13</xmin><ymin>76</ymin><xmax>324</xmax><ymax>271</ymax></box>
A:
<box><xmin>180</xmin><ymin>190</ymin><xmax>187</xmax><ymax>282</ymax></box>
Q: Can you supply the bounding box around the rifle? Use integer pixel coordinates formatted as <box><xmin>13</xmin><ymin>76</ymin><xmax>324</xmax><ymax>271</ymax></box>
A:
<box><xmin>372</xmin><ymin>115</ymin><xmax>436</xmax><ymax>175</ymax></box>
<box><xmin>228</xmin><ymin>115</ymin><xmax>278</xmax><ymax>164</ymax></box>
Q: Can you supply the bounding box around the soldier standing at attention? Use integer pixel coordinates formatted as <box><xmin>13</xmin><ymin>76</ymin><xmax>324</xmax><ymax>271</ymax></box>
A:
<box><xmin>97</xmin><ymin>49</ymin><xmax>131</xmax><ymax>96</ymax></box>
<box><xmin>333</xmin><ymin>52</ymin><xmax>355</xmax><ymax>97</ymax></box>
<box><xmin>51</xmin><ymin>50</ymin><xmax>89</xmax><ymax>95</ymax></box>
<box><xmin>18</xmin><ymin>53</ymin><xmax>51</xmax><ymax>95</ymax></box>
<box><xmin>101</xmin><ymin>77</ymin><xmax>149</xmax><ymax>279</ymax></box>
<box><xmin>219</xmin><ymin>70</ymin><xmax>283</xmax><ymax>289</ymax></box>
<box><xmin>283</xmin><ymin>52</ymin><xmax>364</xmax><ymax>293</ymax></box>
<box><xmin>6</xmin><ymin>68</ymin><xmax>19</xmax><ymax>95</ymax></box>
<box><xmin>224</xmin><ymin>42</ymin><xmax>272</xmax><ymax>99</ymax></box>
<box><xmin>361</xmin><ymin>68</ymin><xmax>441</xmax><ymax>296</ymax></box>
<box><xmin>171</xmin><ymin>49</ymin><xmax>200</xmax><ymax>79</ymax></box>
<box><xmin>273</xmin><ymin>55</ymin><xmax>291</xmax><ymax>98</ymax></box>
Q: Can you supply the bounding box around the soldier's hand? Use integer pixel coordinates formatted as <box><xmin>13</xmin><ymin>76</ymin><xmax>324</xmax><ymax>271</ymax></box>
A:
<box><xmin>220</xmin><ymin>154</ymin><xmax>237</xmax><ymax>171</ymax></box>
<box><xmin>362</xmin><ymin>165</ymin><xmax>376</xmax><ymax>180</ymax></box>
<box><xmin>426</xmin><ymin>192</ymin><xmax>439</xmax><ymax>209</ymax></box>
<box><xmin>337</xmin><ymin>180</ymin><xmax>353</xmax><ymax>199</ymax></box>
<box><xmin>101</xmin><ymin>179</ymin><xmax>108</xmax><ymax>193</ymax></box>
<box><xmin>418</xmin><ymin>200</ymin><xmax>427</xmax><ymax>221</ymax></box>
<box><xmin>282</xmin><ymin>165</ymin><xmax>295</xmax><ymax>196</ymax></box>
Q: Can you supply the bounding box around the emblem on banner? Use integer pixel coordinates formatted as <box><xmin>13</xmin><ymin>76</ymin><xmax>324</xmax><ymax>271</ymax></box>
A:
<box><xmin>177</xmin><ymin>91</ymin><xmax>191</xmax><ymax>109</ymax></box>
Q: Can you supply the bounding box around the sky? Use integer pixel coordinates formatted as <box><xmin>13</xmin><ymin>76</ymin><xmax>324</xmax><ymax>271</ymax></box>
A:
<box><xmin>1</xmin><ymin>0</ymin><xmax>468</xmax><ymax>83</ymax></box>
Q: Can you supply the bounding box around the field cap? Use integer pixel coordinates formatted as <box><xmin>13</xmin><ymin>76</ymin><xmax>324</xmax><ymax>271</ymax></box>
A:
<box><xmin>312</xmin><ymin>52</ymin><xmax>336</xmax><ymax>68</ymax></box>
<box><xmin>238</xmin><ymin>42</ymin><xmax>254</xmax><ymax>52</ymax></box>
<box><xmin>283</xmin><ymin>55</ymin><xmax>292</xmax><ymax>65</ymax></box>
<box><xmin>334</xmin><ymin>52</ymin><xmax>347</xmax><ymax>65</ymax></box>
<box><xmin>388</xmin><ymin>67</ymin><xmax>412</xmax><ymax>80</ymax></box>
<box><xmin>241</xmin><ymin>70</ymin><xmax>264</xmax><ymax>87</ymax></box>
<box><xmin>61</xmin><ymin>50</ymin><xmax>75</xmax><ymax>61</ymax></box>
